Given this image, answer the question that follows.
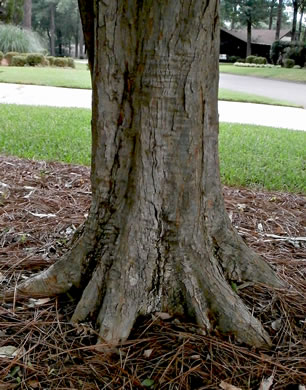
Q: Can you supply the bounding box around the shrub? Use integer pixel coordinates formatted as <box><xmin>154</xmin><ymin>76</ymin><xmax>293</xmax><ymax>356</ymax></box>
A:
<box><xmin>254</xmin><ymin>56</ymin><xmax>267</xmax><ymax>64</ymax></box>
<box><xmin>5</xmin><ymin>51</ymin><xmax>19</xmax><ymax>65</ymax></box>
<box><xmin>54</xmin><ymin>57</ymin><xmax>68</xmax><ymax>67</ymax></box>
<box><xmin>47</xmin><ymin>56</ymin><xmax>55</xmax><ymax>66</ymax></box>
<box><xmin>26</xmin><ymin>53</ymin><xmax>45</xmax><ymax>66</ymax></box>
<box><xmin>283</xmin><ymin>58</ymin><xmax>295</xmax><ymax>68</ymax></box>
<box><xmin>0</xmin><ymin>51</ymin><xmax>3</xmax><ymax>61</ymax></box>
<box><xmin>0</xmin><ymin>24</ymin><xmax>46</xmax><ymax>53</ymax></box>
<box><xmin>228</xmin><ymin>55</ymin><xmax>239</xmax><ymax>63</ymax></box>
<box><xmin>67</xmin><ymin>57</ymin><xmax>75</xmax><ymax>68</ymax></box>
<box><xmin>271</xmin><ymin>40</ymin><xmax>306</xmax><ymax>66</ymax></box>
<box><xmin>11</xmin><ymin>55</ymin><xmax>27</xmax><ymax>67</ymax></box>
<box><xmin>246</xmin><ymin>55</ymin><xmax>256</xmax><ymax>64</ymax></box>
<box><xmin>293</xmin><ymin>65</ymin><xmax>301</xmax><ymax>69</ymax></box>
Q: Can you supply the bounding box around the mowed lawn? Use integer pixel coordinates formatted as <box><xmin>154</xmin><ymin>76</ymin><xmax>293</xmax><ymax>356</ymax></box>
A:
<box><xmin>0</xmin><ymin>63</ymin><xmax>92</xmax><ymax>89</ymax></box>
<box><xmin>0</xmin><ymin>104</ymin><xmax>305</xmax><ymax>193</ymax></box>
<box><xmin>0</xmin><ymin>64</ymin><xmax>304</xmax><ymax>107</ymax></box>
<box><xmin>219</xmin><ymin>64</ymin><xmax>306</xmax><ymax>83</ymax></box>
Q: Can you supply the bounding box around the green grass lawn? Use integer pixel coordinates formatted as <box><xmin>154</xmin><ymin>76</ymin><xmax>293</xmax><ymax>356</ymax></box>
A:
<box><xmin>0</xmin><ymin>65</ymin><xmax>298</xmax><ymax>107</ymax></box>
<box><xmin>219</xmin><ymin>89</ymin><xmax>301</xmax><ymax>108</ymax></box>
<box><xmin>0</xmin><ymin>64</ymin><xmax>92</xmax><ymax>89</ymax></box>
<box><xmin>0</xmin><ymin>104</ymin><xmax>305</xmax><ymax>193</ymax></box>
<box><xmin>219</xmin><ymin>64</ymin><xmax>306</xmax><ymax>83</ymax></box>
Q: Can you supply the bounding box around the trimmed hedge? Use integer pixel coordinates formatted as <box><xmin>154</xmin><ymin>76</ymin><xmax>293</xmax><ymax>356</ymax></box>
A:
<box><xmin>2</xmin><ymin>52</ymin><xmax>77</xmax><ymax>69</ymax></box>
<box><xmin>67</xmin><ymin>57</ymin><xmax>75</xmax><ymax>68</ymax></box>
<box><xmin>11</xmin><ymin>55</ymin><xmax>27</xmax><ymax>67</ymax></box>
<box><xmin>54</xmin><ymin>57</ymin><xmax>69</xmax><ymax>67</ymax></box>
<box><xmin>46</xmin><ymin>56</ymin><xmax>55</xmax><ymax>66</ymax></box>
<box><xmin>246</xmin><ymin>55</ymin><xmax>256</xmax><ymax>64</ymax></box>
<box><xmin>5</xmin><ymin>51</ymin><xmax>19</xmax><ymax>65</ymax></box>
<box><xmin>26</xmin><ymin>53</ymin><xmax>45</xmax><ymax>66</ymax></box>
<box><xmin>283</xmin><ymin>58</ymin><xmax>295</xmax><ymax>68</ymax></box>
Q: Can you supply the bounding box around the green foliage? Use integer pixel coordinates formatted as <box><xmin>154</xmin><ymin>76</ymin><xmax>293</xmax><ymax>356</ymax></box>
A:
<box><xmin>11</xmin><ymin>55</ymin><xmax>27</xmax><ymax>67</ymax></box>
<box><xmin>246</xmin><ymin>55</ymin><xmax>257</xmax><ymax>64</ymax></box>
<box><xmin>229</xmin><ymin>55</ymin><xmax>239</xmax><ymax>63</ymax></box>
<box><xmin>2</xmin><ymin>0</ymin><xmax>23</xmax><ymax>24</ymax></box>
<box><xmin>246</xmin><ymin>56</ymin><xmax>267</xmax><ymax>64</ymax></box>
<box><xmin>271</xmin><ymin>40</ymin><xmax>306</xmax><ymax>67</ymax></box>
<box><xmin>54</xmin><ymin>57</ymin><xmax>68</xmax><ymax>67</ymax></box>
<box><xmin>67</xmin><ymin>57</ymin><xmax>75</xmax><ymax>68</ymax></box>
<box><xmin>253</xmin><ymin>56</ymin><xmax>267</xmax><ymax>64</ymax></box>
<box><xmin>0</xmin><ymin>24</ymin><xmax>46</xmax><ymax>53</ymax></box>
<box><xmin>26</xmin><ymin>53</ymin><xmax>45</xmax><ymax>66</ymax></box>
<box><xmin>0</xmin><ymin>51</ymin><xmax>3</xmax><ymax>61</ymax></box>
<box><xmin>32</xmin><ymin>0</ymin><xmax>80</xmax><ymax>57</ymax></box>
<box><xmin>283</xmin><ymin>58</ymin><xmax>295</xmax><ymax>68</ymax></box>
<box><xmin>46</xmin><ymin>56</ymin><xmax>55</xmax><ymax>65</ymax></box>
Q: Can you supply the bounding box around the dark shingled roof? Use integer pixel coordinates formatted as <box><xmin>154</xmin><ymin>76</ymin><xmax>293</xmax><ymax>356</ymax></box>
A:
<box><xmin>221</xmin><ymin>28</ymin><xmax>291</xmax><ymax>45</ymax></box>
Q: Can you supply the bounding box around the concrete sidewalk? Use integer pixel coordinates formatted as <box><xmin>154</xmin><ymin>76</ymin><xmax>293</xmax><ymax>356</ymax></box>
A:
<box><xmin>1</xmin><ymin>82</ymin><xmax>306</xmax><ymax>131</ymax></box>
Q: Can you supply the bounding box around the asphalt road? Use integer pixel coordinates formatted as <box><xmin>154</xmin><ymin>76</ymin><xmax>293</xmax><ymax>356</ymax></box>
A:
<box><xmin>219</xmin><ymin>73</ymin><xmax>306</xmax><ymax>108</ymax></box>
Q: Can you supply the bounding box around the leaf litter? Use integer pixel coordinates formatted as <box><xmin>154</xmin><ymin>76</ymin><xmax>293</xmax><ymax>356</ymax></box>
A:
<box><xmin>0</xmin><ymin>155</ymin><xmax>305</xmax><ymax>389</ymax></box>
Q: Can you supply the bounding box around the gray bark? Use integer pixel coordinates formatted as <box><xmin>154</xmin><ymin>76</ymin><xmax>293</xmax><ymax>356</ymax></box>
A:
<box><xmin>22</xmin><ymin>0</ymin><xmax>31</xmax><ymax>29</ymax></box>
<box><xmin>247</xmin><ymin>20</ymin><xmax>252</xmax><ymax>57</ymax></box>
<box><xmin>15</xmin><ymin>0</ymin><xmax>283</xmax><ymax>348</ymax></box>
<box><xmin>291</xmin><ymin>0</ymin><xmax>298</xmax><ymax>41</ymax></box>
<box><xmin>275</xmin><ymin>0</ymin><xmax>283</xmax><ymax>40</ymax></box>
<box><xmin>50</xmin><ymin>3</ymin><xmax>55</xmax><ymax>56</ymax></box>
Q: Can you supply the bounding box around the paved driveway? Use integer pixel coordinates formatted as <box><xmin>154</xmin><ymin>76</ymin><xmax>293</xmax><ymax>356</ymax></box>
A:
<box><xmin>0</xmin><ymin>82</ymin><xmax>306</xmax><ymax>131</ymax></box>
<box><xmin>219</xmin><ymin>73</ymin><xmax>306</xmax><ymax>108</ymax></box>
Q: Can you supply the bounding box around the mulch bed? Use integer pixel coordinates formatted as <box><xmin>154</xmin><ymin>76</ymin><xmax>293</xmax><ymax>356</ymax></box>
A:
<box><xmin>0</xmin><ymin>155</ymin><xmax>305</xmax><ymax>389</ymax></box>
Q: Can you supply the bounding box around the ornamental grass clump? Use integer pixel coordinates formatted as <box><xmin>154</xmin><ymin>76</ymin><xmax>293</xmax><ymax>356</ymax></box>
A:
<box><xmin>0</xmin><ymin>24</ymin><xmax>46</xmax><ymax>54</ymax></box>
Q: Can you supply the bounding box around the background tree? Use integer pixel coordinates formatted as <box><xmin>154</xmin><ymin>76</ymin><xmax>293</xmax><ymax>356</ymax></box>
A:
<box><xmin>291</xmin><ymin>0</ymin><xmax>299</xmax><ymax>39</ymax></box>
<box><xmin>268</xmin><ymin>0</ymin><xmax>278</xmax><ymax>29</ymax></box>
<box><xmin>220</xmin><ymin>0</ymin><xmax>270</xmax><ymax>56</ymax></box>
<box><xmin>22</xmin><ymin>0</ymin><xmax>32</xmax><ymax>29</ymax></box>
<box><xmin>220</xmin><ymin>0</ymin><xmax>240</xmax><ymax>29</ymax></box>
<box><xmin>32</xmin><ymin>0</ymin><xmax>82</xmax><ymax>56</ymax></box>
<box><xmin>16</xmin><ymin>0</ymin><xmax>283</xmax><ymax>348</ymax></box>
<box><xmin>236</xmin><ymin>0</ymin><xmax>270</xmax><ymax>56</ymax></box>
<box><xmin>1</xmin><ymin>0</ymin><xmax>23</xmax><ymax>24</ymax></box>
<box><xmin>297</xmin><ymin>0</ymin><xmax>305</xmax><ymax>40</ymax></box>
<box><xmin>275</xmin><ymin>0</ymin><xmax>284</xmax><ymax>39</ymax></box>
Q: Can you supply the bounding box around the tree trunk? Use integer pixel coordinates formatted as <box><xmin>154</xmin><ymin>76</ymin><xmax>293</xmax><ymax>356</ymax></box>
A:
<box><xmin>247</xmin><ymin>19</ymin><xmax>252</xmax><ymax>57</ymax></box>
<box><xmin>275</xmin><ymin>0</ymin><xmax>283</xmax><ymax>40</ymax></box>
<box><xmin>291</xmin><ymin>0</ymin><xmax>298</xmax><ymax>41</ymax></box>
<box><xmin>269</xmin><ymin>0</ymin><xmax>276</xmax><ymax>29</ymax></box>
<box><xmin>50</xmin><ymin>3</ymin><xmax>55</xmax><ymax>56</ymax></box>
<box><xmin>16</xmin><ymin>0</ymin><xmax>283</xmax><ymax>348</ymax></box>
<box><xmin>297</xmin><ymin>2</ymin><xmax>304</xmax><ymax>41</ymax></box>
<box><xmin>22</xmin><ymin>0</ymin><xmax>31</xmax><ymax>29</ymax></box>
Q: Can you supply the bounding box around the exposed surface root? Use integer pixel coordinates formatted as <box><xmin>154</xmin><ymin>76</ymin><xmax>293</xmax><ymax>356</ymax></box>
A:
<box><xmin>0</xmin><ymin>156</ymin><xmax>305</xmax><ymax>388</ymax></box>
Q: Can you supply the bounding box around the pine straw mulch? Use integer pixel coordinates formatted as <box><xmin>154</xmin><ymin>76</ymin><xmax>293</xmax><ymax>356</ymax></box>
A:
<box><xmin>0</xmin><ymin>155</ymin><xmax>305</xmax><ymax>390</ymax></box>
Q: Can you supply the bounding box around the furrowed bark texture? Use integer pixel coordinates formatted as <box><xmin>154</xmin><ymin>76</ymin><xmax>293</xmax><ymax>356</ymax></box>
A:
<box><xmin>17</xmin><ymin>0</ymin><xmax>283</xmax><ymax>347</ymax></box>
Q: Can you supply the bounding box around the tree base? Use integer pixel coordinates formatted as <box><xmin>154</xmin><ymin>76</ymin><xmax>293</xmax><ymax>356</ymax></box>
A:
<box><xmin>15</xmin><ymin>219</ymin><xmax>284</xmax><ymax>348</ymax></box>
